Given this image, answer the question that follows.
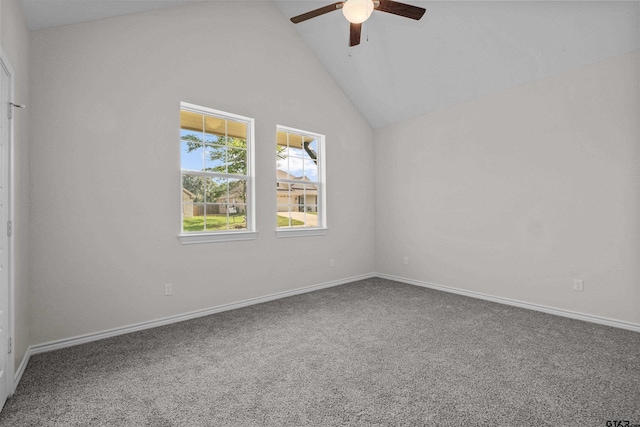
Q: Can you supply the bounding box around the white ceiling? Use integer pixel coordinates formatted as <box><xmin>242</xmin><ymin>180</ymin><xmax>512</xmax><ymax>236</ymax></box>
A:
<box><xmin>18</xmin><ymin>0</ymin><xmax>640</xmax><ymax>128</ymax></box>
<box><xmin>277</xmin><ymin>1</ymin><xmax>640</xmax><ymax>128</ymax></box>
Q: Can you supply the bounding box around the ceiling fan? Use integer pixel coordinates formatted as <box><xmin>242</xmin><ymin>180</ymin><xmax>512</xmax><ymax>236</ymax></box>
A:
<box><xmin>290</xmin><ymin>0</ymin><xmax>426</xmax><ymax>47</ymax></box>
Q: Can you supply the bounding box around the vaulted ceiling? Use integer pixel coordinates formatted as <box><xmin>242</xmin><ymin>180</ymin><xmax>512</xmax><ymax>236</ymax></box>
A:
<box><xmin>18</xmin><ymin>0</ymin><xmax>640</xmax><ymax>128</ymax></box>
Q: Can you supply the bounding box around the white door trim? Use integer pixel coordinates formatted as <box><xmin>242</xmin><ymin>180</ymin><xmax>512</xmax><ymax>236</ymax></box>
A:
<box><xmin>0</xmin><ymin>47</ymin><xmax>16</xmax><ymax>397</ymax></box>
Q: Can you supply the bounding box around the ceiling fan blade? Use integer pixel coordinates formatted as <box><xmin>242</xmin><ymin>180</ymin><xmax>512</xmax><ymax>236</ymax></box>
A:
<box><xmin>349</xmin><ymin>22</ymin><xmax>362</xmax><ymax>47</ymax></box>
<box><xmin>376</xmin><ymin>0</ymin><xmax>426</xmax><ymax>20</ymax></box>
<box><xmin>290</xmin><ymin>2</ymin><xmax>344</xmax><ymax>24</ymax></box>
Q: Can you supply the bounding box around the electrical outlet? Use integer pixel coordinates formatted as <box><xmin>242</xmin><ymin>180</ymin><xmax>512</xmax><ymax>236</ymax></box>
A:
<box><xmin>573</xmin><ymin>279</ymin><xmax>584</xmax><ymax>292</ymax></box>
<box><xmin>164</xmin><ymin>283</ymin><xmax>173</xmax><ymax>296</ymax></box>
<box><xmin>330</xmin><ymin>258</ymin><xmax>335</xmax><ymax>268</ymax></box>
<box><xmin>403</xmin><ymin>256</ymin><xmax>409</xmax><ymax>265</ymax></box>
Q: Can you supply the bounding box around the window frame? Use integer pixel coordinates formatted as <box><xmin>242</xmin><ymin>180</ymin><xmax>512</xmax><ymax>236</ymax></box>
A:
<box><xmin>178</xmin><ymin>102</ymin><xmax>256</xmax><ymax>244</ymax></box>
<box><xmin>275</xmin><ymin>125</ymin><xmax>327</xmax><ymax>238</ymax></box>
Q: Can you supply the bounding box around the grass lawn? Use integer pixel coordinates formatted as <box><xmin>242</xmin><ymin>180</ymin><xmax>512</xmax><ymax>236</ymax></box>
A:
<box><xmin>183</xmin><ymin>214</ymin><xmax>246</xmax><ymax>232</ymax></box>
<box><xmin>277</xmin><ymin>215</ymin><xmax>304</xmax><ymax>226</ymax></box>
<box><xmin>184</xmin><ymin>214</ymin><xmax>304</xmax><ymax>231</ymax></box>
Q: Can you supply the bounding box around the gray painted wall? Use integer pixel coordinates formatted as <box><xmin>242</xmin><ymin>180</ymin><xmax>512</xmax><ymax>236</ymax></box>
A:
<box><xmin>29</xmin><ymin>1</ymin><xmax>375</xmax><ymax>345</ymax></box>
<box><xmin>374</xmin><ymin>51</ymin><xmax>640</xmax><ymax>325</ymax></box>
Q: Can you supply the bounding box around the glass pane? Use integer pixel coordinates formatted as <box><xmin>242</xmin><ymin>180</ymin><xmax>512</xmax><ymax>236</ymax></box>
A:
<box><xmin>301</xmin><ymin>146</ymin><xmax>316</xmax><ymax>161</ymax></box>
<box><xmin>180</xmin><ymin>128</ymin><xmax>201</xmax><ymax>140</ymax></box>
<box><xmin>288</xmin><ymin>146</ymin><xmax>306</xmax><ymax>158</ymax></box>
<box><xmin>277</xmin><ymin>210</ymin><xmax>304</xmax><ymax>228</ymax></box>
<box><xmin>227</xmin><ymin>137</ymin><xmax>247</xmax><ymax>150</ymax></box>
<box><xmin>276</xmin><ymin>204</ymin><xmax>290</xmax><ymax>214</ymax></box>
<box><xmin>276</xmin><ymin>184</ymin><xmax>291</xmax><ymax>218</ymax></box>
<box><xmin>275</xmin><ymin>182</ymin><xmax>318</xmax><ymax>229</ymax></box>
<box><xmin>205</xmin><ymin>205</ymin><xmax>228</xmax><ymax>231</ymax></box>
<box><xmin>276</xmin><ymin>213</ymin><xmax>287</xmax><ymax>227</ymax></box>
<box><xmin>208</xmin><ymin>177</ymin><xmax>227</xmax><ymax>204</ymax></box>
<box><xmin>204</xmin><ymin>145</ymin><xmax>226</xmax><ymax>172</ymax></box>
<box><xmin>181</xmin><ymin>139</ymin><xmax>204</xmax><ymax>171</ymax></box>
<box><xmin>300</xmin><ymin>184</ymin><xmax>318</xmax><ymax>205</ymax></box>
<box><xmin>204</xmin><ymin>116</ymin><xmax>226</xmax><ymax>143</ymax></box>
<box><xmin>287</xmin><ymin>133</ymin><xmax>304</xmax><ymax>149</ymax></box>
<box><xmin>276</xmin><ymin>130</ymin><xmax>288</xmax><ymax>148</ymax></box>
<box><xmin>227</xmin><ymin>120</ymin><xmax>247</xmax><ymax>141</ymax></box>
<box><xmin>276</xmin><ymin>209</ymin><xmax>310</xmax><ymax>228</ymax></box>
<box><xmin>306</xmin><ymin>139</ymin><xmax>318</xmax><ymax>155</ymax></box>
<box><xmin>180</xmin><ymin>110</ymin><xmax>203</xmax><ymax>133</ymax></box>
<box><xmin>276</xmin><ymin>127</ymin><xmax>323</xmax><ymax>229</ymax></box>
<box><xmin>301</xmin><ymin>211</ymin><xmax>317</xmax><ymax>227</ymax></box>
<box><xmin>182</xmin><ymin>174</ymin><xmax>204</xmax><ymax>203</ymax></box>
<box><xmin>303</xmin><ymin>159</ymin><xmax>318</xmax><ymax>181</ymax></box>
<box><xmin>286</xmin><ymin>154</ymin><xmax>304</xmax><ymax>178</ymax></box>
<box><xmin>226</xmin><ymin>148</ymin><xmax>247</xmax><ymax>175</ymax></box>
<box><xmin>276</xmin><ymin>153</ymin><xmax>289</xmax><ymax>176</ymax></box>
<box><xmin>227</xmin><ymin>204</ymin><xmax>247</xmax><ymax>230</ymax></box>
<box><xmin>204</xmin><ymin>133</ymin><xmax>221</xmax><ymax>145</ymax></box>
<box><xmin>228</xmin><ymin>179</ymin><xmax>247</xmax><ymax>205</ymax></box>
<box><xmin>183</xmin><ymin>203</ymin><xmax>205</xmax><ymax>232</ymax></box>
<box><xmin>276</xmin><ymin>143</ymin><xmax>287</xmax><ymax>166</ymax></box>
<box><xmin>181</xmin><ymin>110</ymin><xmax>204</xmax><ymax>171</ymax></box>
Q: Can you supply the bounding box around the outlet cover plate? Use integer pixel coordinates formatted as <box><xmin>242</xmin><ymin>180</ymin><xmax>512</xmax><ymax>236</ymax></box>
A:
<box><xmin>573</xmin><ymin>279</ymin><xmax>584</xmax><ymax>292</ymax></box>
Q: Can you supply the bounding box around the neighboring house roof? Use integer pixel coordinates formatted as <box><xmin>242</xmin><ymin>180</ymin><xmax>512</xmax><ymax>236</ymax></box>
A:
<box><xmin>277</xmin><ymin>169</ymin><xmax>317</xmax><ymax>193</ymax></box>
<box><xmin>277</xmin><ymin>169</ymin><xmax>313</xmax><ymax>181</ymax></box>
<box><xmin>182</xmin><ymin>188</ymin><xmax>196</xmax><ymax>200</ymax></box>
<box><xmin>277</xmin><ymin>170</ymin><xmax>295</xmax><ymax>180</ymax></box>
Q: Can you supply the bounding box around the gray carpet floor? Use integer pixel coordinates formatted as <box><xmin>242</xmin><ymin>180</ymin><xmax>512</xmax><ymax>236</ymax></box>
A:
<box><xmin>1</xmin><ymin>277</ymin><xmax>639</xmax><ymax>426</ymax></box>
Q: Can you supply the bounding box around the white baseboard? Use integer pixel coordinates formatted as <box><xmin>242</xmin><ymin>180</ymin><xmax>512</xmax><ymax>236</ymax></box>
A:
<box><xmin>13</xmin><ymin>347</ymin><xmax>30</xmax><ymax>394</ymax></box>
<box><xmin>14</xmin><ymin>271</ymin><xmax>639</xmax><ymax>392</ymax></box>
<box><xmin>14</xmin><ymin>273</ymin><xmax>375</xmax><ymax>391</ymax></box>
<box><xmin>377</xmin><ymin>273</ymin><xmax>640</xmax><ymax>333</ymax></box>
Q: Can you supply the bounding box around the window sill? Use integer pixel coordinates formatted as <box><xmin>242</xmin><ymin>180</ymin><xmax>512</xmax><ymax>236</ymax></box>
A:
<box><xmin>275</xmin><ymin>228</ymin><xmax>328</xmax><ymax>238</ymax></box>
<box><xmin>178</xmin><ymin>231</ymin><xmax>258</xmax><ymax>245</ymax></box>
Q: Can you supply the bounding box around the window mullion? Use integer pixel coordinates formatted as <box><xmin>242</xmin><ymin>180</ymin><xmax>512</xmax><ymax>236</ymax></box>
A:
<box><xmin>276</xmin><ymin>125</ymin><xmax>326</xmax><ymax>234</ymax></box>
<box><xmin>201</xmin><ymin>115</ymin><xmax>206</xmax><ymax>172</ymax></box>
<box><xmin>180</xmin><ymin>102</ymin><xmax>254</xmax><ymax>239</ymax></box>
<box><xmin>183</xmin><ymin>170</ymin><xmax>247</xmax><ymax>181</ymax></box>
<box><xmin>277</xmin><ymin>178</ymin><xmax>318</xmax><ymax>185</ymax></box>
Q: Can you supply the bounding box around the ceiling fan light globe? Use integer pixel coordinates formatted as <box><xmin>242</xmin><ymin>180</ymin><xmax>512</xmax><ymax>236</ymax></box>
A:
<box><xmin>342</xmin><ymin>0</ymin><xmax>374</xmax><ymax>24</ymax></box>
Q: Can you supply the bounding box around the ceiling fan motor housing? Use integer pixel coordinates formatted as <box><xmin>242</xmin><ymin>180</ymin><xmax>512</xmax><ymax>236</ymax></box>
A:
<box><xmin>290</xmin><ymin>0</ymin><xmax>426</xmax><ymax>47</ymax></box>
<box><xmin>342</xmin><ymin>0</ymin><xmax>375</xmax><ymax>24</ymax></box>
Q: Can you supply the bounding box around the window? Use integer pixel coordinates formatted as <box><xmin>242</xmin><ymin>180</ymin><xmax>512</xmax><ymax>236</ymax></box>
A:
<box><xmin>276</xmin><ymin>126</ymin><xmax>326</xmax><ymax>237</ymax></box>
<box><xmin>179</xmin><ymin>102</ymin><xmax>255</xmax><ymax>244</ymax></box>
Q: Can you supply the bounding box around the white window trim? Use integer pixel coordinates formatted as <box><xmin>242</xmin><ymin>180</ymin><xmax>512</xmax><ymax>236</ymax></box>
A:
<box><xmin>275</xmin><ymin>228</ymin><xmax>328</xmax><ymax>238</ymax></box>
<box><xmin>276</xmin><ymin>125</ymin><xmax>327</xmax><ymax>237</ymax></box>
<box><xmin>179</xmin><ymin>231</ymin><xmax>258</xmax><ymax>245</ymax></box>
<box><xmin>179</xmin><ymin>102</ymin><xmax>256</xmax><ymax>244</ymax></box>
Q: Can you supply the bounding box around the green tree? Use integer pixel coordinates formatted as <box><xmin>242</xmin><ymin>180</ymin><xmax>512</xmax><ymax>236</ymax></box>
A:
<box><xmin>183</xmin><ymin>134</ymin><xmax>288</xmax><ymax>205</ymax></box>
<box><xmin>183</xmin><ymin>135</ymin><xmax>249</xmax><ymax>204</ymax></box>
<box><xmin>181</xmin><ymin>174</ymin><xmax>226</xmax><ymax>203</ymax></box>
